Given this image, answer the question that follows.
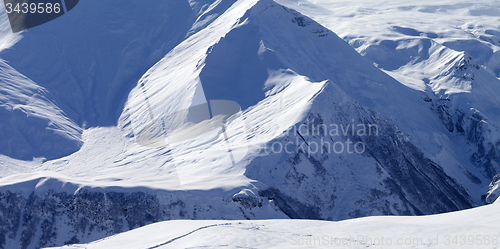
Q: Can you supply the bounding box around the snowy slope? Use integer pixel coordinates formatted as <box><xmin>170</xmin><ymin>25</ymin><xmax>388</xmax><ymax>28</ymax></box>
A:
<box><xmin>277</xmin><ymin>0</ymin><xmax>500</xmax><ymax>204</ymax></box>
<box><xmin>0</xmin><ymin>0</ymin><xmax>473</xmax><ymax>217</ymax></box>
<box><xmin>0</xmin><ymin>3</ymin><xmax>81</xmax><ymax>160</ymax></box>
<box><xmin>0</xmin><ymin>0</ymin><xmax>338</xmax><ymax>247</ymax></box>
<box><xmin>0</xmin><ymin>0</ymin><xmax>198</xmax><ymax>161</ymax></box>
<box><xmin>48</xmin><ymin>201</ymin><xmax>500</xmax><ymax>249</ymax></box>
<box><xmin>487</xmin><ymin>173</ymin><xmax>500</xmax><ymax>204</ymax></box>
<box><xmin>0</xmin><ymin>0</ymin><xmax>498</xmax><ymax>248</ymax></box>
<box><xmin>0</xmin><ymin>59</ymin><xmax>82</xmax><ymax>160</ymax></box>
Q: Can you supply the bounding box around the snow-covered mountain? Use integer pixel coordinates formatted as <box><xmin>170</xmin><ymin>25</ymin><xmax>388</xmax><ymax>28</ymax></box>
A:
<box><xmin>276</xmin><ymin>0</ymin><xmax>500</xmax><ymax>204</ymax></box>
<box><xmin>0</xmin><ymin>0</ymin><xmax>498</xmax><ymax>248</ymax></box>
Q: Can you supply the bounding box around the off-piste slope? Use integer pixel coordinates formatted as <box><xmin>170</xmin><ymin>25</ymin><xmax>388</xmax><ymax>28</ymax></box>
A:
<box><xmin>0</xmin><ymin>4</ymin><xmax>82</xmax><ymax>160</ymax></box>
<box><xmin>49</xmin><ymin>200</ymin><xmax>500</xmax><ymax>249</ymax></box>
<box><xmin>277</xmin><ymin>0</ymin><xmax>500</xmax><ymax>205</ymax></box>
<box><xmin>0</xmin><ymin>0</ymin><xmax>198</xmax><ymax>160</ymax></box>
<box><xmin>0</xmin><ymin>0</ymin><xmax>493</xmax><ymax>248</ymax></box>
<box><xmin>119</xmin><ymin>0</ymin><xmax>475</xmax><ymax>218</ymax></box>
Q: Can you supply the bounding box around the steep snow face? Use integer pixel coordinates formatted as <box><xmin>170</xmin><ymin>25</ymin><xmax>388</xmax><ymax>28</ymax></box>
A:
<box><xmin>0</xmin><ymin>0</ymin><xmax>477</xmax><ymax>213</ymax></box>
<box><xmin>50</xmin><ymin>201</ymin><xmax>500</xmax><ymax>249</ymax></box>
<box><xmin>246</xmin><ymin>83</ymin><xmax>473</xmax><ymax>220</ymax></box>
<box><xmin>486</xmin><ymin>173</ymin><xmax>500</xmax><ymax>204</ymax></box>
<box><xmin>118</xmin><ymin>0</ymin><xmax>330</xmax><ymax>187</ymax></box>
<box><xmin>0</xmin><ymin>0</ymin><xmax>198</xmax><ymax>160</ymax></box>
<box><xmin>0</xmin><ymin>1</ymin><xmax>332</xmax><ymax>246</ymax></box>
<box><xmin>0</xmin><ymin>0</ymin><xmax>495</xmax><ymax>247</ymax></box>
<box><xmin>0</xmin><ymin>59</ymin><xmax>82</xmax><ymax>160</ymax></box>
<box><xmin>0</xmin><ymin>3</ymin><xmax>81</xmax><ymax>160</ymax></box>
<box><xmin>0</xmin><ymin>3</ymin><xmax>20</xmax><ymax>52</ymax></box>
<box><xmin>1</xmin><ymin>0</ymin><xmax>328</xmax><ymax>189</ymax></box>
<box><xmin>277</xmin><ymin>0</ymin><xmax>500</xmax><ymax>204</ymax></box>
<box><xmin>120</xmin><ymin>0</ymin><xmax>474</xmax><ymax>220</ymax></box>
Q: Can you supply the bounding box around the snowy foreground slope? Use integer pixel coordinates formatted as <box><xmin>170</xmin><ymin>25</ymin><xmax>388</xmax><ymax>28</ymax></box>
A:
<box><xmin>0</xmin><ymin>0</ymin><xmax>499</xmax><ymax>248</ymax></box>
<box><xmin>50</xmin><ymin>200</ymin><xmax>500</xmax><ymax>249</ymax></box>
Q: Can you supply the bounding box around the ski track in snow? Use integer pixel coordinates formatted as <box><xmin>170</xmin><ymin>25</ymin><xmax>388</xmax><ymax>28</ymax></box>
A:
<box><xmin>49</xmin><ymin>201</ymin><xmax>500</xmax><ymax>249</ymax></box>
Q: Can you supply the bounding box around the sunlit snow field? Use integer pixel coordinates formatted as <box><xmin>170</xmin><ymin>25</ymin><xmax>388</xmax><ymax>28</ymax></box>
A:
<box><xmin>48</xmin><ymin>1</ymin><xmax>500</xmax><ymax>248</ymax></box>
<box><xmin>0</xmin><ymin>0</ymin><xmax>499</xmax><ymax>248</ymax></box>
<box><xmin>51</xmin><ymin>199</ymin><xmax>500</xmax><ymax>249</ymax></box>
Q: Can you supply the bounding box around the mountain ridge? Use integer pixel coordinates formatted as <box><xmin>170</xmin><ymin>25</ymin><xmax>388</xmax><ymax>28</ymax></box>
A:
<box><xmin>0</xmin><ymin>0</ymin><xmax>498</xmax><ymax>248</ymax></box>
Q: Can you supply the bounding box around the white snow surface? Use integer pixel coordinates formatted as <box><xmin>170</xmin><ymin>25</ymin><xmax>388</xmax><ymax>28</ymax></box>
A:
<box><xmin>48</xmin><ymin>201</ymin><xmax>500</xmax><ymax>249</ymax></box>
<box><xmin>2</xmin><ymin>0</ymin><xmax>496</xmax><ymax>195</ymax></box>
<box><xmin>276</xmin><ymin>0</ymin><xmax>500</xmax><ymax>202</ymax></box>
<box><xmin>0</xmin><ymin>0</ymin><xmax>498</xmax><ymax>247</ymax></box>
<box><xmin>0</xmin><ymin>0</ymin><xmax>329</xmax><ymax>190</ymax></box>
<box><xmin>0</xmin><ymin>0</ymin><xmax>498</xmax><ymax>225</ymax></box>
<box><xmin>275</xmin><ymin>0</ymin><xmax>500</xmax><ymax>120</ymax></box>
<box><xmin>0</xmin><ymin>0</ymin><xmax>497</xmax><ymax>217</ymax></box>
